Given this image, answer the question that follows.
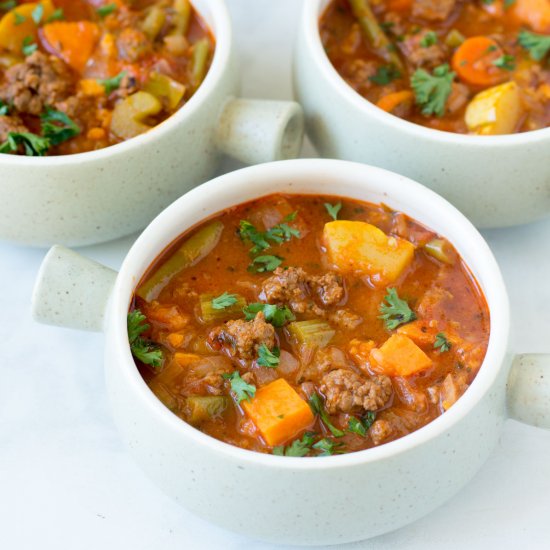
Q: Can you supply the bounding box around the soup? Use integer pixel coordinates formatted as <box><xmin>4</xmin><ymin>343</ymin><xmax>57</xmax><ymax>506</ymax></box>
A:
<box><xmin>0</xmin><ymin>0</ymin><xmax>213</xmax><ymax>156</ymax></box>
<box><xmin>320</xmin><ymin>0</ymin><xmax>550</xmax><ymax>134</ymax></box>
<box><xmin>128</xmin><ymin>194</ymin><xmax>490</xmax><ymax>456</ymax></box>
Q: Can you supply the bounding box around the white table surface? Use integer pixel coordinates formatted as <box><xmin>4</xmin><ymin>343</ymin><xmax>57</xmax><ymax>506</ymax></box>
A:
<box><xmin>2</xmin><ymin>1</ymin><xmax>550</xmax><ymax>548</ymax></box>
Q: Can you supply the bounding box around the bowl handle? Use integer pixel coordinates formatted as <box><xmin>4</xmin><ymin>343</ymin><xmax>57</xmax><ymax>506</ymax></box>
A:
<box><xmin>507</xmin><ymin>354</ymin><xmax>550</xmax><ymax>428</ymax></box>
<box><xmin>32</xmin><ymin>245</ymin><xmax>117</xmax><ymax>332</ymax></box>
<box><xmin>215</xmin><ymin>98</ymin><xmax>305</xmax><ymax>164</ymax></box>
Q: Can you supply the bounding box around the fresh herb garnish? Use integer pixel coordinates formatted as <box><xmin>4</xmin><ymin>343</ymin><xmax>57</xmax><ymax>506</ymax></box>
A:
<box><xmin>312</xmin><ymin>438</ymin><xmax>344</xmax><ymax>456</ymax></box>
<box><xmin>248</xmin><ymin>255</ymin><xmax>283</xmax><ymax>273</ymax></box>
<box><xmin>243</xmin><ymin>303</ymin><xmax>295</xmax><ymax>327</ymax></box>
<box><xmin>493</xmin><ymin>54</ymin><xmax>516</xmax><ymax>71</ymax></box>
<box><xmin>239</xmin><ymin>213</ymin><xmax>300</xmax><ymax>256</ymax></box>
<box><xmin>348</xmin><ymin>411</ymin><xmax>376</xmax><ymax>436</ymax></box>
<box><xmin>22</xmin><ymin>36</ymin><xmax>37</xmax><ymax>56</ymax></box>
<box><xmin>127</xmin><ymin>310</ymin><xmax>163</xmax><ymax>367</ymax></box>
<box><xmin>518</xmin><ymin>30</ymin><xmax>550</xmax><ymax>61</ymax></box>
<box><xmin>420</xmin><ymin>31</ymin><xmax>438</xmax><ymax>48</ymax></box>
<box><xmin>0</xmin><ymin>1</ymin><xmax>17</xmax><ymax>10</ymax></box>
<box><xmin>369</xmin><ymin>65</ymin><xmax>401</xmax><ymax>85</ymax></box>
<box><xmin>96</xmin><ymin>3</ymin><xmax>117</xmax><ymax>17</ymax></box>
<box><xmin>211</xmin><ymin>292</ymin><xmax>238</xmax><ymax>310</ymax></box>
<box><xmin>223</xmin><ymin>371</ymin><xmax>256</xmax><ymax>403</ymax></box>
<box><xmin>309</xmin><ymin>393</ymin><xmax>344</xmax><ymax>437</ymax></box>
<box><xmin>434</xmin><ymin>332</ymin><xmax>452</xmax><ymax>352</ymax></box>
<box><xmin>13</xmin><ymin>11</ymin><xmax>26</xmax><ymax>25</ymax></box>
<box><xmin>257</xmin><ymin>344</ymin><xmax>280</xmax><ymax>368</ymax></box>
<box><xmin>379</xmin><ymin>288</ymin><xmax>416</xmax><ymax>330</ymax></box>
<box><xmin>46</xmin><ymin>7</ymin><xmax>64</xmax><ymax>22</ymax></box>
<box><xmin>31</xmin><ymin>3</ymin><xmax>43</xmax><ymax>24</ymax></box>
<box><xmin>0</xmin><ymin>132</ymin><xmax>50</xmax><ymax>156</ymax></box>
<box><xmin>411</xmin><ymin>63</ymin><xmax>455</xmax><ymax>117</ymax></box>
<box><xmin>0</xmin><ymin>100</ymin><xmax>9</xmax><ymax>116</ymax></box>
<box><xmin>41</xmin><ymin>107</ymin><xmax>80</xmax><ymax>145</ymax></box>
<box><xmin>273</xmin><ymin>432</ymin><xmax>316</xmax><ymax>457</ymax></box>
<box><xmin>324</xmin><ymin>202</ymin><xmax>342</xmax><ymax>221</ymax></box>
<box><xmin>97</xmin><ymin>71</ymin><xmax>127</xmax><ymax>94</ymax></box>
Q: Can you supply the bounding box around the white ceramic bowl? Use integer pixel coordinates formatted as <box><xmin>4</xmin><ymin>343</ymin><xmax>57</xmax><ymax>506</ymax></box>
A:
<box><xmin>293</xmin><ymin>0</ymin><xmax>550</xmax><ymax>228</ymax></box>
<box><xmin>31</xmin><ymin>160</ymin><xmax>550</xmax><ymax>546</ymax></box>
<box><xmin>0</xmin><ymin>0</ymin><xmax>304</xmax><ymax>248</ymax></box>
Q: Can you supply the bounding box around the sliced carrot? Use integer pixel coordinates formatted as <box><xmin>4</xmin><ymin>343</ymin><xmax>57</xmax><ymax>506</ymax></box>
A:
<box><xmin>42</xmin><ymin>21</ymin><xmax>100</xmax><ymax>73</ymax></box>
<box><xmin>242</xmin><ymin>378</ymin><xmax>314</xmax><ymax>446</ymax></box>
<box><xmin>452</xmin><ymin>36</ymin><xmax>508</xmax><ymax>87</ymax></box>
<box><xmin>370</xmin><ymin>334</ymin><xmax>432</xmax><ymax>377</ymax></box>
<box><xmin>376</xmin><ymin>90</ymin><xmax>414</xmax><ymax>113</ymax></box>
<box><xmin>510</xmin><ymin>0</ymin><xmax>550</xmax><ymax>33</ymax></box>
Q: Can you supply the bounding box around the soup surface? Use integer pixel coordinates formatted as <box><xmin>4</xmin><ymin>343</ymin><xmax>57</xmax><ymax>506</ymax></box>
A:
<box><xmin>128</xmin><ymin>194</ymin><xmax>490</xmax><ymax>456</ymax></box>
<box><xmin>321</xmin><ymin>0</ymin><xmax>550</xmax><ymax>134</ymax></box>
<box><xmin>0</xmin><ymin>0</ymin><xmax>213</xmax><ymax>156</ymax></box>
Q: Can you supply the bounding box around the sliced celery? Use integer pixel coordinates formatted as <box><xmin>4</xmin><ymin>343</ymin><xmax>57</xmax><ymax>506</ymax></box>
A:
<box><xmin>191</xmin><ymin>38</ymin><xmax>210</xmax><ymax>90</ymax></box>
<box><xmin>424</xmin><ymin>238</ymin><xmax>455</xmax><ymax>265</ymax></box>
<box><xmin>288</xmin><ymin>319</ymin><xmax>335</xmax><ymax>348</ymax></box>
<box><xmin>185</xmin><ymin>396</ymin><xmax>228</xmax><ymax>425</ymax></box>
<box><xmin>199</xmin><ymin>293</ymin><xmax>247</xmax><ymax>323</ymax></box>
<box><xmin>171</xmin><ymin>0</ymin><xmax>191</xmax><ymax>36</ymax></box>
<box><xmin>144</xmin><ymin>72</ymin><xmax>186</xmax><ymax>110</ymax></box>
<box><xmin>137</xmin><ymin>220</ymin><xmax>224</xmax><ymax>302</ymax></box>
<box><xmin>142</xmin><ymin>6</ymin><xmax>166</xmax><ymax>40</ymax></box>
<box><xmin>445</xmin><ymin>29</ymin><xmax>465</xmax><ymax>48</ymax></box>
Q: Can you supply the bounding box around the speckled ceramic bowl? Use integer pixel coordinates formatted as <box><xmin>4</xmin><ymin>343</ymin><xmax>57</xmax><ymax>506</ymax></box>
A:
<box><xmin>0</xmin><ymin>0</ymin><xmax>304</xmax><ymax>248</ymax></box>
<box><xmin>293</xmin><ymin>0</ymin><xmax>550</xmax><ymax>228</ymax></box>
<box><xmin>31</xmin><ymin>160</ymin><xmax>550</xmax><ymax>545</ymax></box>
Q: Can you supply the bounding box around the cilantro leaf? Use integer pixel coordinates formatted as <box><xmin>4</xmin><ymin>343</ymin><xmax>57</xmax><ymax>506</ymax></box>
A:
<box><xmin>0</xmin><ymin>131</ymin><xmax>50</xmax><ymax>156</ymax></box>
<box><xmin>248</xmin><ymin>255</ymin><xmax>283</xmax><ymax>273</ymax></box>
<box><xmin>518</xmin><ymin>30</ymin><xmax>550</xmax><ymax>61</ymax></box>
<box><xmin>434</xmin><ymin>332</ymin><xmax>452</xmax><ymax>352</ymax></box>
<box><xmin>0</xmin><ymin>100</ymin><xmax>9</xmax><ymax>116</ymax></box>
<box><xmin>257</xmin><ymin>344</ymin><xmax>280</xmax><ymax>368</ymax></box>
<box><xmin>411</xmin><ymin>63</ymin><xmax>455</xmax><ymax>117</ymax></box>
<box><xmin>13</xmin><ymin>11</ymin><xmax>26</xmax><ymax>25</ymax></box>
<box><xmin>96</xmin><ymin>3</ymin><xmax>117</xmax><ymax>17</ymax></box>
<box><xmin>369</xmin><ymin>64</ymin><xmax>401</xmax><ymax>85</ymax></box>
<box><xmin>223</xmin><ymin>371</ymin><xmax>256</xmax><ymax>403</ymax></box>
<box><xmin>211</xmin><ymin>292</ymin><xmax>238</xmax><ymax>310</ymax></box>
<box><xmin>420</xmin><ymin>31</ymin><xmax>438</xmax><ymax>48</ymax></box>
<box><xmin>127</xmin><ymin>310</ymin><xmax>163</xmax><ymax>367</ymax></box>
<box><xmin>31</xmin><ymin>4</ymin><xmax>43</xmax><ymax>24</ymax></box>
<box><xmin>312</xmin><ymin>438</ymin><xmax>344</xmax><ymax>456</ymax></box>
<box><xmin>273</xmin><ymin>432</ymin><xmax>316</xmax><ymax>457</ymax></box>
<box><xmin>324</xmin><ymin>202</ymin><xmax>342</xmax><ymax>221</ymax></box>
<box><xmin>309</xmin><ymin>393</ymin><xmax>344</xmax><ymax>437</ymax></box>
<box><xmin>243</xmin><ymin>303</ymin><xmax>295</xmax><ymax>327</ymax></box>
<box><xmin>46</xmin><ymin>8</ymin><xmax>64</xmax><ymax>22</ymax></box>
<box><xmin>239</xmin><ymin>215</ymin><xmax>300</xmax><ymax>256</ymax></box>
<box><xmin>348</xmin><ymin>411</ymin><xmax>376</xmax><ymax>436</ymax></box>
<box><xmin>493</xmin><ymin>54</ymin><xmax>515</xmax><ymax>71</ymax></box>
<box><xmin>379</xmin><ymin>288</ymin><xmax>416</xmax><ymax>330</ymax></box>
<box><xmin>97</xmin><ymin>71</ymin><xmax>127</xmax><ymax>94</ymax></box>
<box><xmin>22</xmin><ymin>36</ymin><xmax>37</xmax><ymax>56</ymax></box>
<box><xmin>0</xmin><ymin>1</ymin><xmax>17</xmax><ymax>11</ymax></box>
<box><xmin>41</xmin><ymin>107</ymin><xmax>80</xmax><ymax>146</ymax></box>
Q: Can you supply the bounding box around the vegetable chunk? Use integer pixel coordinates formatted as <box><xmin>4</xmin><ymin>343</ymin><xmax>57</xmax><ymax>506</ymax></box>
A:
<box><xmin>370</xmin><ymin>334</ymin><xmax>432</xmax><ymax>376</ymax></box>
<box><xmin>242</xmin><ymin>378</ymin><xmax>314</xmax><ymax>446</ymax></box>
<box><xmin>465</xmin><ymin>82</ymin><xmax>523</xmax><ymax>135</ymax></box>
<box><xmin>323</xmin><ymin>221</ymin><xmax>415</xmax><ymax>285</ymax></box>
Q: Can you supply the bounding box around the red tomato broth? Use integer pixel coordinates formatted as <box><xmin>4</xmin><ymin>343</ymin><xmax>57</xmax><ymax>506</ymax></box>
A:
<box><xmin>129</xmin><ymin>194</ymin><xmax>490</xmax><ymax>456</ymax></box>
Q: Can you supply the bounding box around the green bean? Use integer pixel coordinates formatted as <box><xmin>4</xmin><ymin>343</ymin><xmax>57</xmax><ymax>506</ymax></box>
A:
<box><xmin>349</xmin><ymin>0</ymin><xmax>404</xmax><ymax>71</ymax></box>
<box><xmin>171</xmin><ymin>0</ymin><xmax>191</xmax><ymax>36</ymax></box>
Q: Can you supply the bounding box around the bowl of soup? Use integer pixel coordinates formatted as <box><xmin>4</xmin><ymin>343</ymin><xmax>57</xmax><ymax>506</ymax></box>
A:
<box><xmin>31</xmin><ymin>159</ymin><xmax>550</xmax><ymax>545</ymax></box>
<box><xmin>293</xmin><ymin>0</ymin><xmax>550</xmax><ymax>228</ymax></box>
<box><xmin>0</xmin><ymin>0</ymin><xmax>304</xmax><ymax>247</ymax></box>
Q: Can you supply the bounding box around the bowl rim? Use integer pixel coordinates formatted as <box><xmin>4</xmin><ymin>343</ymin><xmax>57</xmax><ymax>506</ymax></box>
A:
<box><xmin>110</xmin><ymin>158</ymin><xmax>510</xmax><ymax>470</ymax></box>
<box><xmin>302</xmin><ymin>0</ymin><xmax>550</xmax><ymax>146</ymax></box>
<box><xmin>0</xmin><ymin>0</ymin><xmax>232</xmax><ymax>167</ymax></box>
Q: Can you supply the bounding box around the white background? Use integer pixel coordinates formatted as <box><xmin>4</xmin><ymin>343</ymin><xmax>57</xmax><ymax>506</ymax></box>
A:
<box><xmin>2</xmin><ymin>1</ymin><xmax>550</xmax><ymax>548</ymax></box>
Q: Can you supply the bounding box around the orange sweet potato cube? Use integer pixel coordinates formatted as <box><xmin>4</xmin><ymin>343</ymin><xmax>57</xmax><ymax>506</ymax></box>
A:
<box><xmin>242</xmin><ymin>378</ymin><xmax>314</xmax><ymax>446</ymax></box>
<box><xmin>370</xmin><ymin>334</ymin><xmax>432</xmax><ymax>377</ymax></box>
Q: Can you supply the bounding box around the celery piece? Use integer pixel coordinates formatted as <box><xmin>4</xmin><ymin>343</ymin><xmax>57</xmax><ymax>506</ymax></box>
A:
<box><xmin>288</xmin><ymin>319</ymin><xmax>335</xmax><ymax>348</ymax></box>
<box><xmin>185</xmin><ymin>396</ymin><xmax>228</xmax><ymax>425</ymax></box>
<box><xmin>137</xmin><ymin>220</ymin><xmax>224</xmax><ymax>302</ymax></box>
<box><xmin>171</xmin><ymin>0</ymin><xmax>191</xmax><ymax>36</ymax></box>
<box><xmin>144</xmin><ymin>72</ymin><xmax>186</xmax><ymax>110</ymax></box>
<box><xmin>142</xmin><ymin>6</ymin><xmax>166</xmax><ymax>40</ymax></box>
<box><xmin>200</xmin><ymin>293</ymin><xmax>247</xmax><ymax>323</ymax></box>
<box><xmin>424</xmin><ymin>238</ymin><xmax>455</xmax><ymax>265</ymax></box>
<box><xmin>191</xmin><ymin>38</ymin><xmax>210</xmax><ymax>90</ymax></box>
<box><xmin>445</xmin><ymin>29</ymin><xmax>465</xmax><ymax>48</ymax></box>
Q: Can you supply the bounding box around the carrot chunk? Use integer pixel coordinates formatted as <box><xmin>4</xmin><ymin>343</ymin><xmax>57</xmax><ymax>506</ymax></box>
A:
<box><xmin>452</xmin><ymin>36</ymin><xmax>508</xmax><ymax>87</ymax></box>
<box><xmin>396</xmin><ymin>320</ymin><xmax>439</xmax><ymax>348</ymax></box>
<box><xmin>42</xmin><ymin>21</ymin><xmax>100</xmax><ymax>73</ymax></box>
<box><xmin>242</xmin><ymin>378</ymin><xmax>314</xmax><ymax>446</ymax></box>
<box><xmin>376</xmin><ymin>90</ymin><xmax>413</xmax><ymax>113</ymax></box>
<box><xmin>510</xmin><ymin>0</ymin><xmax>550</xmax><ymax>33</ymax></box>
<box><xmin>370</xmin><ymin>334</ymin><xmax>432</xmax><ymax>377</ymax></box>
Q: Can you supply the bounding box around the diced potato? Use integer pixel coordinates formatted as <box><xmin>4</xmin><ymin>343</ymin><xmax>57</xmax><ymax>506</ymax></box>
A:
<box><xmin>0</xmin><ymin>1</ymin><xmax>54</xmax><ymax>53</ymax></box>
<box><xmin>111</xmin><ymin>91</ymin><xmax>162</xmax><ymax>140</ymax></box>
<box><xmin>370</xmin><ymin>334</ymin><xmax>432</xmax><ymax>377</ymax></box>
<box><xmin>465</xmin><ymin>81</ymin><xmax>523</xmax><ymax>135</ymax></box>
<box><xmin>323</xmin><ymin>221</ymin><xmax>415</xmax><ymax>286</ymax></box>
<box><xmin>242</xmin><ymin>378</ymin><xmax>314</xmax><ymax>446</ymax></box>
